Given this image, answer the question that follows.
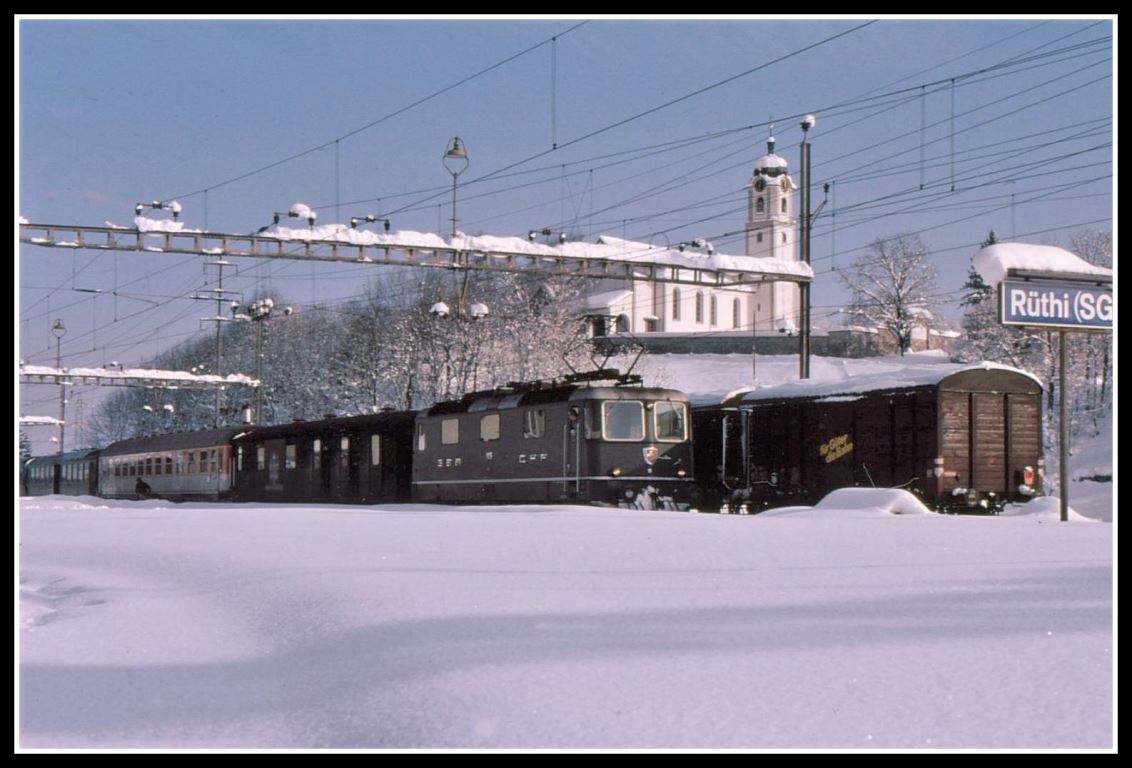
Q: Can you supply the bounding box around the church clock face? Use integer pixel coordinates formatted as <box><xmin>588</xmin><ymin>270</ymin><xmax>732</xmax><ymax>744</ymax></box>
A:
<box><xmin>754</xmin><ymin>178</ymin><xmax>766</xmax><ymax>192</ymax></box>
<box><xmin>780</xmin><ymin>177</ymin><xmax>789</xmax><ymax>192</ymax></box>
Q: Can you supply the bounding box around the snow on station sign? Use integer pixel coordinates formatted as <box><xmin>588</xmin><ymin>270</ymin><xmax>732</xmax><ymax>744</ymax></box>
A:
<box><xmin>999</xmin><ymin>280</ymin><xmax>1112</xmax><ymax>330</ymax></box>
<box><xmin>973</xmin><ymin>242</ymin><xmax>1113</xmax><ymax>331</ymax></box>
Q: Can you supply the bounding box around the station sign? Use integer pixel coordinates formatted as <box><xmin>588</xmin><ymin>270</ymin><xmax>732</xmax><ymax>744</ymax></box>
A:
<box><xmin>999</xmin><ymin>279</ymin><xmax>1113</xmax><ymax>330</ymax></box>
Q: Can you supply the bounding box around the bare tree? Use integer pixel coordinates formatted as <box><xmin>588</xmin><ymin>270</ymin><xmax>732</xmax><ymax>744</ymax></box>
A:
<box><xmin>840</xmin><ymin>233</ymin><xmax>941</xmax><ymax>355</ymax></box>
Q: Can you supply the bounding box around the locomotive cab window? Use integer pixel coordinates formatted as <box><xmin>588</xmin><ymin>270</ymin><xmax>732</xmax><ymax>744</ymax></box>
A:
<box><xmin>441</xmin><ymin>418</ymin><xmax>460</xmax><ymax>445</ymax></box>
<box><xmin>523</xmin><ymin>409</ymin><xmax>545</xmax><ymax>439</ymax></box>
<box><xmin>480</xmin><ymin>414</ymin><xmax>500</xmax><ymax>442</ymax></box>
<box><xmin>654</xmin><ymin>402</ymin><xmax>688</xmax><ymax>442</ymax></box>
<box><xmin>602</xmin><ymin>400</ymin><xmax>646</xmax><ymax>441</ymax></box>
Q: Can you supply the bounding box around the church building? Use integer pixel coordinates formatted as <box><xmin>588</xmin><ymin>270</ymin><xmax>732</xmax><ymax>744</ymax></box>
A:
<box><xmin>585</xmin><ymin>132</ymin><xmax>801</xmax><ymax>337</ymax></box>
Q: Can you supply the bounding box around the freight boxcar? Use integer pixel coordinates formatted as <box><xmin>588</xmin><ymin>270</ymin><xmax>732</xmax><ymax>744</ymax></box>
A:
<box><xmin>231</xmin><ymin>411</ymin><xmax>415</xmax><ymax>504</ymax></box>
<box><xmin>693</xmin><ymin>363</ymin><xmax>1043</xmax><ymax>513</ymax></box>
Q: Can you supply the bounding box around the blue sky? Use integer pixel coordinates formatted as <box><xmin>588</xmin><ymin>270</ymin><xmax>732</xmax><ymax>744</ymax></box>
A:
<box><xmin>17</xmin><ymin>16</ymin><xmax>1114</xmax><ymax>451</ymax></box>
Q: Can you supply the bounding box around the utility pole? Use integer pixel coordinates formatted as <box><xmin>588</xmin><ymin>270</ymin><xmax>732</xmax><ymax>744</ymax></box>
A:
<box><xmin>51</xmin><ymin>318</ymin><xmax>66</xmax><ymax>454</ymax></box>
<box><xmin>191</xmin><ymin>259</ymin><xmax>239</xmax><ymax>427</ymax></box>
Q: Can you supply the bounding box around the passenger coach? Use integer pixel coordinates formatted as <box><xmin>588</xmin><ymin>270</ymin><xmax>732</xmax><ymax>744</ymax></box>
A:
<box><xmin>231</xmin><ymin>411</ymin><xmax>415</xmax><ymax>504</ymax></box>
<box><xmin>99</xmin><ymin>427</ymin><xmax>247</xmax><ymax>501</ymax></box>
<box><xmin>22</xmin><ymin>448</ymin><xmax>101</xmax><ymax>497</ymax></box>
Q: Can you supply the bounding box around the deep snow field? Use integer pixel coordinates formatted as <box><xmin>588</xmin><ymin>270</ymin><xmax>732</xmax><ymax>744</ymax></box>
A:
<box><xmin>18</xmin><ymin>495</ymin><xmax>1112</xmax><ymax>751</ymax></box>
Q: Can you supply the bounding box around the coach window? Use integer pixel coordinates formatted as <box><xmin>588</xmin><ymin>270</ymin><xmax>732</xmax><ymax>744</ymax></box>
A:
<box><xmin>480</xmin><ymin>413</ymin><xmax>500</xmax><ymax>442</ymax></box>
<box><xmin>602</xmin><ymin>400</ymin><xmax>645</xmax><ymax>441</ymax></box>
<box><xmin>256</xmin><ymin>445</ymin><xmax>266</xmax><ymax>471</ymax></box>
<box><xmin>235</xmin><ymin>446</ymin><xmax>244</xmax><ymax>472</ymax></box>
<box><xmin>523</xmin><ymin>409</ymin><xmax>545</xmax><ymax>439</ymax></box>
<box><xmin>654</xmin><ymin>402</ymin><xmax>689</xmax><ymax>442</ymax></box>
<box><xmin>166</xmin><ymin>456</ymin><xmax>174</xmax><ymax>475</ymax></box>
<box><xmin>285</xmin><ymin>444</ymin><xmax>297</xmax><ymax>470</ymax></box>
<box><xmin>339</xmin><ymin>437</ymin><xmax>350</xmax><ymax>471</ymax></box>
<box><xmin>441</xmin><ymin>418</ymin><xmax>459</xmax><ymax>445</ymax></box>
<box><xmin>313</xmin><ymin>438</ymin><xmax>322</xmax><ymax>470</ymax></box>
<box><xmin>370</xmin><ymin>435</ymin><xmax>382</xmax><ymax>466</ymax></box>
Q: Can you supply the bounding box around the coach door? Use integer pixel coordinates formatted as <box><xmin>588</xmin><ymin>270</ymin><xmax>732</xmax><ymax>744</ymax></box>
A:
<box><xmin>562</xmin><ymin>404</ymin><xmax>582</xmax><ymax>498</ymax></box>
<box><xmin>312</xmin><ymin>437</ymin><xmax>332</xmax><ymax>499</ymax></box>
<box><xmin>331</xmin><ymin>434</ymin><xmax>362</xmax><ymax>500</ymax></box>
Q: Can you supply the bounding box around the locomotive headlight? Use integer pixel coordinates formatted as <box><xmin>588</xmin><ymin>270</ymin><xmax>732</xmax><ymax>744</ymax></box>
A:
<box><xmin>610</xmin><ymin>467</ymin><xmax>622</xmax><ymax>477</ymax></box>
<box><xmin>676</xmin><ymin>469</ymin><xmax>687</xmax><ymax>478</ymax></box>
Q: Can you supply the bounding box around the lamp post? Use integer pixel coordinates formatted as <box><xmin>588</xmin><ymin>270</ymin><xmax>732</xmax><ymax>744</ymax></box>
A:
<box><xmin>52</xmin><ymin>319</ymin><xmax>66</xmax><ymax>454</ymax></box>
<box><xmin>429</xmin><ymin>298</ymin><xmax>490</xmax><ymax>395</ymax></box>
<box><xmin>443</xmin><ymin>137</ymin><xmax>469</xmax><ymax>239</ymax></box>
<box><xmin>443</xmin><ymin>137</ymin><xmax>471</xmax><ymax>312</ymax></box>
<box><xmin>799</xmin><ymin>116</ymin><xmax>814</xmax><ymax>380</ymax></box>
<box><xmin>231</xmin><ymin>298</ymin><xmax>287</xmax><ymax>425</ymax></box>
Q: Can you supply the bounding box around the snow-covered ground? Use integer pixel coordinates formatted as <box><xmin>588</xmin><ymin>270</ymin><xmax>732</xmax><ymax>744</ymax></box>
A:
<box><xmin>18</xmin><ymin>494</ymin><xmax>1112</xmax><ymax>750</ymax></box>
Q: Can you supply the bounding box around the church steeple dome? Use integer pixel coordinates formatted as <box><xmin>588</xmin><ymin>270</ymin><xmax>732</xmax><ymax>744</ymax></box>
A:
<box><xmin>754</xmin><ymin>128</ymin><xmax>788</xmax><ymax>177</ymax></box>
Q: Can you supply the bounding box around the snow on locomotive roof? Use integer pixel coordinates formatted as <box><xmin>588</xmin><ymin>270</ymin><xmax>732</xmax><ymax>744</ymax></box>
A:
<box><xmin>723</xmin><ymin>361</ymin><xmax>1041</xmax><ymax>405</ymax></box>
<box><xmin>973</xmin><ymin>242</ymin><xmax>1112</xmax><ymax>285</ymax></box>
<box><xmin>422</xmin><ymin>382</ymin><xmax>688</xmax><ymax>417</ymax></box>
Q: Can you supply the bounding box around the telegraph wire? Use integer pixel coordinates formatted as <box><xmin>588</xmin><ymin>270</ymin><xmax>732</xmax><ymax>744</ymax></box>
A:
<box><xmin>159</xmin><ymin>21</ymin><xmax>590</xmax><ymax>203</ymax></box>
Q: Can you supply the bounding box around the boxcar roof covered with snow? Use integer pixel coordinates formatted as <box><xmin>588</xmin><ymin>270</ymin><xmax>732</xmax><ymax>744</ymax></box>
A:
<box><xmin>721</xmin><ymin>362</ymin><xmax>1041</xmax><ymax>405</ymax></box>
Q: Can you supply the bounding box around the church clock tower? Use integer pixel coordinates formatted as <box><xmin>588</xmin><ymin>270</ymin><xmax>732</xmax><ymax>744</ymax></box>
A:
<box><xmin>745</xmin><ymin>131</ymin><xmax>800</xmax><ymax>332</ymax></box>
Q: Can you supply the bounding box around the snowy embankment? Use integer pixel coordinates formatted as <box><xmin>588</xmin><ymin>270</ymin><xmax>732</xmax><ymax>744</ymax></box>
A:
<box><xmin>19</xmin><ymin>497</ymin><xmax>1112</xmax><ymax>750</ymax></box>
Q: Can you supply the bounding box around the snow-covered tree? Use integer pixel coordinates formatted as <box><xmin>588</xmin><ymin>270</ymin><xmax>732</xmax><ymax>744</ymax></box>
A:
<box><xmin>19</xmin><ymin>429</ymin><xmax>33</xmax><ymax>468</ymax></box>
<box><xmin>956</xmin><ymin>230</ymin><xmax>1038</xmax><ymax>368</ymax></box>
<box><xmin>87</xmin><ymin>269</ymin><xmax>603</xmax><ymax>440</ymax></box>
<box><xmin>1066</xmin><ymin>229</ymin><xmax>1113</xmax><ymax>437</ymax></box>
<box><xmin>839</xmin><ymin>233</ymin><xmax>942</xmax><ymax>355</ymax></box>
